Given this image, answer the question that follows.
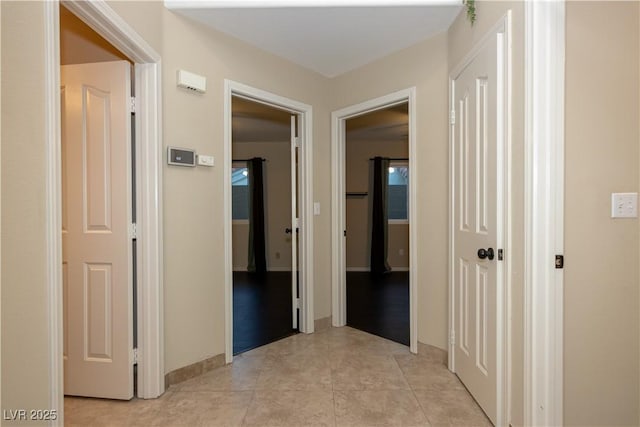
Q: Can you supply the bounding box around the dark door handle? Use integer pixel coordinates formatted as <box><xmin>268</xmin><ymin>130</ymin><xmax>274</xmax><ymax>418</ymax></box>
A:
<box><xmin>477</xmin><ymin>248</ymin><xmax>495</xmax><ymax>260</ymax></box>
<box><xmin>285</xmin><ymin>228</ymin><xmax>292</xmax><ymax>234</ymax></box>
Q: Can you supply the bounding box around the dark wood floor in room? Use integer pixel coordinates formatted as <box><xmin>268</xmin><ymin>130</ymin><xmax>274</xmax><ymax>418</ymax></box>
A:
<box><xmin>347</xmin><ymin>271</ymin><xmax>410</xmax><ymax>346</ymax></box>
<box><xmin>233</xmin><ymin>271</ymin><xmax>298</xmax><ymax>355</ymax></box>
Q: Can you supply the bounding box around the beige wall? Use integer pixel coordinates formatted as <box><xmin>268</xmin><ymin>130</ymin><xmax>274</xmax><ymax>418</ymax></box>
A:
<box><xmin>3</xmin><ymin>1</ymin><xmax>639</xmax><ymax>424</ymax></box>
<box><xmin>565</xmin><ymin>2</ymin><xmax>639</xmax><ymax>425</ymax></box>
<box><xmin>60</xmin><ymin>5</ymin><xmax>128</xmax><ymax>65</ymax></box>
<box><xmin>345</xmin><ymin>138</ymin><xmax>409</xmax><ymax>270</ymax></box>
<box><xmin>1</xmin><ymin>1</ymin><xmax>53</xmax><ymax>416</ymax></box>
<box><xmin>108</xmin><ymin>3</ymin><xmax>333</xmax><ymax>373</ymax></box>
<box><xmin>232</xmin><ymin>141</ymin><xmax>293</xmax><ymax>271</ymax></box>
<box><xmin>447</xmin><ymin>2</ymin><xmax>525</xmax><ymax>424</ymax></box>
<box><xmin>332</xmin><ymin>33</ymin><xmax>449</xmax><ymax>349</ymax></box>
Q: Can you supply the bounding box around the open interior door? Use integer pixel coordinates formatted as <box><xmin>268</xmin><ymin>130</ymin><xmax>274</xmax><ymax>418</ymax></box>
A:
<box><xmin>62</xmin><ymin>60</ymin><xmax>134</xmax><ymax>400</ymax></box>
<box><xmin>290</xmin><ymin>115</ymin><xmax>299</xmax><ymax>330</ymax></box>
<box><xmin>452</xmin><ymin>28</ymin><xmax>505</xmax><ymax>424</ymax></box>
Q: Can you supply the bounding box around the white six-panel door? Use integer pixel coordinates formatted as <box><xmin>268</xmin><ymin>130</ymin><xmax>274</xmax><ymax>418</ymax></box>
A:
<box><xmin>62</xmin><ymin>61</ymin><xmax>133</xmax><ymax>400</ymax></box>
<box><xmin>452</xmin><ymin>29</ymin><xmax>505</xmax><ymax>424</ymax></box>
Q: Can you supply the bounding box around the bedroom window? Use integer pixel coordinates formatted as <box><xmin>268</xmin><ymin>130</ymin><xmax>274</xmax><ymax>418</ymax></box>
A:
<box><xmin>232</xmin><ymin>165</ymin><xmax>249</xmax><ymax>221</ymax></box>
<box><xmin>388</xmin><ymin>163</ymin><xmax>408</xmax><ymax>222</ymax></box>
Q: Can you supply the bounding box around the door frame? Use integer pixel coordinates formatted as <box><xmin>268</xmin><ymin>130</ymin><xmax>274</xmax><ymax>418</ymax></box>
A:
<box><xmin>448</xmin><ymin>13</ymin><xmax>511</xmax><ymax>426</ymax></box>
<box><xmin>523</xmin><ymin>1</ymin><xmax>565</xmax><ymax>426</ymax></box>
<box><xmin>44</xmin><ymin>0</ymin><xmax>165</xmax><ymax>418</ymax></box>
<box><xmin>223</xmin><ymin>80</ymin><xmax>315</xmax><ymax>363</ymax></box>
<box><xmin>330</xmin><ymin>88</ymin><xmax>418</xmax><ymax>354</ymax></box>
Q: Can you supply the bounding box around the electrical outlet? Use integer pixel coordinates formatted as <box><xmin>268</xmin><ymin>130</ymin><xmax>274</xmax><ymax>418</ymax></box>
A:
<box><xmin>611</xmin><ymin>192</ymin><xmax>638</xmax><ymax>218</ymax></box>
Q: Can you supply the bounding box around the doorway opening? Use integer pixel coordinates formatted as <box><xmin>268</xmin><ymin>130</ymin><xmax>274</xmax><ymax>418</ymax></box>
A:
<box><xmin>46</xmin><ymin>1</ymin><xmax>164</xmax><ymax>411</ymax></box>
<box><xmin>331</xmin><ymin>88</ymin><xmax>418</xmax><ymax>353</ymax></box>
<box><xmin>231</xmin><ymin>96</ymin><xmax>299</xmax><ymax>354</ymax></box>
<box><xmin>60</xmin><ymin>4</ymin><xmax>136</xmax><ymax>400</ymax></box>
<box><xmin>344</xmin><ymin>103</ymin><xmax>410</xmax><ymax>345</ymax></box>
<box><xmin>224</xmin><ymin>80</ymin><xmax>314</xmax><ymax>363</ymax></box>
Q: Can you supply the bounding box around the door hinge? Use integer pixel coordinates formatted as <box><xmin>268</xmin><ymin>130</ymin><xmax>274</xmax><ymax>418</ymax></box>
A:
<box><xmin>130</xmin><ymin>96</ymin><xmax>136</xmax><ymax>113</ymax></box>
<box><xmin>450</xmin><ymin>109</ymin><xmax>456</xmax><ymax>125</ymax></box>
<box><xmin>449</xmin><ymin>330</ymin><xmax>456</xmax><ymax>347</ymax></box>
<box><xmin>294</xmin><ymin>137</ymin><xmax>301</xmax><ymax>148</ymax></box>
<box><xmin>295</xmin><ymin>298</ymin><xmax>301</xmax><ymax>309</ymax></box>
<box><xmin>555</xmin><ymin>254</ymin><xmax>564</xmax><ymax>269</ymax></box>
<box><xmin>129</xmin><ymin>223</ymin><xmax>138</xmax><ymax>239</ymax></box>
<box><xmin>132</xmin><ymin>348</ymin><xmax>139</xmax><ymax>364</ymax></box>
<box><xmin>295</xmin><ymin>218</ymin><xmax>300</xmax><ymax>228</ymax></box>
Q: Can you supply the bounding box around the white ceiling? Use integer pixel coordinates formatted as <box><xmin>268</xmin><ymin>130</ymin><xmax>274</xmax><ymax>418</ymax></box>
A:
<box><xmin>164</xmin><ymin>1</ymin><xmax>462</xmax><ymax>77</ymax></box>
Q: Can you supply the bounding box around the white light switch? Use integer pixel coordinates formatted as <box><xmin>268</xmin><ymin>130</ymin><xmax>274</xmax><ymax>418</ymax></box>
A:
<box><xmin>611</xmin><ymin>192</ymin><xmax>638</xmax><ymax>218</ymax></box>
<box><xmin>314</xmin><ymin>202</ymin><xmax>321</xmax><ymax>216</ymax></box>
<box><xmin>197</xmin><ymin>154</ymin><xmax>214</xmax><ymax>167</ymax></box>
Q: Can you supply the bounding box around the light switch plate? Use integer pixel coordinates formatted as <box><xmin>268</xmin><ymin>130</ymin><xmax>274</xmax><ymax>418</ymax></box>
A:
<box><xmin>611</xmin><ymin>192</ymin><xmax>638</xmax><ymax>218</ymax></box>
<box><xmin>197</xmin><ymin>154</ymin><xmax>215</xmax><ymax>167</ymax></box>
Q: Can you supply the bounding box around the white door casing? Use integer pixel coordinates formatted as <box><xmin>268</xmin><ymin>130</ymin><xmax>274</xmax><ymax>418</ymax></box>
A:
<box><xmin>330</xmin><ymin>88</ymin><xmax>418</xmax><ymax>353</ymax></box>
<box><xmin>290</xmin><ymin>114</ymin><xmax>298</xmax><ymax>329</ymax></box>
<box><xmin>224</xmin><ymin>80</ymin><xmax>314</xmax><ymax>364</ymax></box>
<box><xmin>449</xmin><ymin>15</ymin><xmax>510</xmax><ymax>426</ymax></box>
<box><xmin>62</xmin><ymin>61</ymin><xmax>133</xmax><ymax>399</ymax></box>
<box><xmin>45</xmin><ymin>1</ymin><xmax>163</xmax><ymax>421</ymax></box>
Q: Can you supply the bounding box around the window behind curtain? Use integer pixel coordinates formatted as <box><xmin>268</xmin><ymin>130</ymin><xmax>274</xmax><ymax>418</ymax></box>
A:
<box><xmin>232</xmin><ymin>166</ymin><xmax>249</xmax><ymax>220</ymax></box>
<box><xmin>388</xmin><ymin>164</ymin><xmax>408</xmax><ymax>221</ymax></box>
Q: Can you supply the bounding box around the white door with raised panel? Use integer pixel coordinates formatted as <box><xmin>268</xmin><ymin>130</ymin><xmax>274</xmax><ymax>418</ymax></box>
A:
<box><xmin>62</xmin><ymin>61</ymin><xmax>133</xmax><ymax>400</ymax></box>
<box><xmin>290</xmin><ymin>115</ymin><xmax>299</xmax><ymax>330</ymax></box>
<box><xmin>452</xmin><ymin>27</ymin><xmax>506</xmax><ymax>425</ymax></box>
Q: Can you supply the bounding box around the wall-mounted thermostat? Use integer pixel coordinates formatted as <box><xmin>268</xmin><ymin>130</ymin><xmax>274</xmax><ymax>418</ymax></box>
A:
<box><xmin>168</xmin><ymin>147</ymin><xmax>196</xmax><ymax>167</ymax></box>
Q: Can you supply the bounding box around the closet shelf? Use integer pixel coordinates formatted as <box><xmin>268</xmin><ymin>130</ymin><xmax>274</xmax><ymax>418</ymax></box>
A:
<box><xmin>346</xmin><ymin>192</ymin><xmax>368</xmax><ymax>197</ymax></box>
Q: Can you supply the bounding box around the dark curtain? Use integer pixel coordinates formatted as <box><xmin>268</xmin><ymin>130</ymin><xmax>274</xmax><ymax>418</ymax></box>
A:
<box><xmin>247</xmin><ymin>158</ymin><xmax>267</xmax><ymax>273</ymax></box>
<box><xmin>370</xmin><ymin>157</ymin><xmax>391</xmax><ymax>275</ymax></box>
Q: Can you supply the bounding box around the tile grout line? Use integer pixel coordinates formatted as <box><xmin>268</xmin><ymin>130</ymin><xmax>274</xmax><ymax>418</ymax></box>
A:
<box><xmin>392</xmin><ymin>352</ymin><xmax>433</xmax><ymax>426</ymax></box>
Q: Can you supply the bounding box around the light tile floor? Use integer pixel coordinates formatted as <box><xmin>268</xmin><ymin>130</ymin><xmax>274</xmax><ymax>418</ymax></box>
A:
<box><xmin>65</xmin><ymin>327</ymin><xmax>492</xmax><ymax>426</ymax></box>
